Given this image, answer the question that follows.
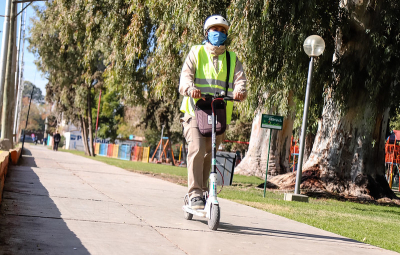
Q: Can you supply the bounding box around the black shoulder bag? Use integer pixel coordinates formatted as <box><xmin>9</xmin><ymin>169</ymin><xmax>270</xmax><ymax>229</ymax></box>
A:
<box><xmin>194</xmin><ymin>51</ymin><xmax>231</xmax><ymax>137</ymax></box>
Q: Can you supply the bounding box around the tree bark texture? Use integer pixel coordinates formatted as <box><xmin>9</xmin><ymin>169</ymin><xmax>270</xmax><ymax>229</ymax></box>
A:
<box><xmin>303</xmin><ymin>133</ymin><xmax>316</xmax><ymax>165</ymax></box>
<box><xmin>80</xmin><ymin>115</ymin><xmax>90</xmax><ymax>156</ymax></box>
<box><xmin>87</xmin><ymin>87</ymin><xmax>94</xmax><ymax>156</ymax></box>
<box><xmin>297</xmin><ymin>0</ymin><xmax>398</xmax><ymax>200</ymax></box>
<box><xmin>302</xmin><ymin>89</ymin><xmax>394</xmax><ymax>199</ymax></box>
<box><xmin>267</xmin><ymin>1</ymin><xmax>398</xmax><ymax>200</ymax></box>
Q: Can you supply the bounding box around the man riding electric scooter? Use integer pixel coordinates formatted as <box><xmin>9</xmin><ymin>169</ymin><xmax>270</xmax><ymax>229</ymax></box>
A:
<box><xmin>179</xmin><ymin>15</ymin><xmax>247</xmax><ymax>229</ymax></box>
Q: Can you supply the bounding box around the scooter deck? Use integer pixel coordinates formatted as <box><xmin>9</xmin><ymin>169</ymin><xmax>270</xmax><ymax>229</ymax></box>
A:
<box><xmin>182</xmin><ymin>205</ymin><xmax>207</xmax><ymax>218</ymax></box>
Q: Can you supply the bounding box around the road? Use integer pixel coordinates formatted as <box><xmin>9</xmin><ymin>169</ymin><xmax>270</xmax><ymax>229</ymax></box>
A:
<box><xmin>0</xmin><ymin>145</ymin><xmax>397</xmax><ymax>254</ymax></box>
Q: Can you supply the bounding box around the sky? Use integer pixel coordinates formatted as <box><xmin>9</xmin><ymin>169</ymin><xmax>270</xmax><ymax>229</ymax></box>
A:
<box><xmin>0</xmin><ymin>1</ymin><xmax>47</xmax><ymax>96</ymax></box>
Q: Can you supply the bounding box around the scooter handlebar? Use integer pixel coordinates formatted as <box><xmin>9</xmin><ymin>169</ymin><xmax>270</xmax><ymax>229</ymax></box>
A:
<box><xmin>200</xmin><ymin>93</ymin><xmax>240</xmax><ymax>102</ymax></box>
<box><xmin>223</xmin><ymin>96</ymin><xmax>241</xmax><ymax>102</ymax></box>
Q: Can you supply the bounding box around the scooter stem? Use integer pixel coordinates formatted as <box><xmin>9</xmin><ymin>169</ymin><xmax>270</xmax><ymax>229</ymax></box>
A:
<box><xmin>211</xmin><ymin>100</ymin><xmax>217</xmax><ymax>175</ymax></box>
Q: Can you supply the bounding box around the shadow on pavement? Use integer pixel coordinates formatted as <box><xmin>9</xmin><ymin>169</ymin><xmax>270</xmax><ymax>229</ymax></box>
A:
<box><xmin>19</xmin><ymin>147</ymin><xmax>37</xmax><ymax>167</ymax></box>
<box><xmin>193</xmin><ymin>219</ymin><xmax>360</xmax><ymax>245</ymax></box>
<box><xmin>216</xmin><ymin>222</ymin><xmax>361</xmax><ymax>244</ymax></box>
<box><xmin>21</xmin><ymin>146</ymin><xmax>33</xmax><ymax>155</ymax></box>
<box><xmin>0</xmin><ymin>153</ymin><xmax>90</xmax><ymax>254</ymax></box>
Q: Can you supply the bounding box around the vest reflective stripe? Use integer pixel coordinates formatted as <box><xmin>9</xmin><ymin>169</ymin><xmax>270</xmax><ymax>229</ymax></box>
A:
<box><xmin>180</xmin><ymin>45</ymin><xmax>236</xmax><ymax>124</ymax></box>
<box><xmin>194</xmin><ymin>84</ymin><xmax>234</xmax><ymax>97</ymax></box>
<box><xmin>194</xmin><ymin>78</ymin><xmax>234</xmax><ymax>90</ymax></box>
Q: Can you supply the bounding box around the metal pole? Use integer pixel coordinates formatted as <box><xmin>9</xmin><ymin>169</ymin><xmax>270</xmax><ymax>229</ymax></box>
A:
<box><xmin>1</xmin><ymin>1</ymin><xmax>16</xmax><ymax>145</ymax></box>
<box><xmin>211</xmin><ymin>102</ymin><xmax>216</xmax><ymax>174</ymax></box>
<box><xmin>21</xmin><ymin>86</ymin><xmax>34</xmax><ymax>153</ymax></box>
<box><xmin>294</xmin><ymin>57</ymin><xmax>314</xmax><ymax>194</ymax></box>
<box><xmin>94</xmin><ymin>89</ymin><xmax>102</xmax><ymax>142</ymax></box>
<box><xmin>0</xmin><ymin>0</ymin><xmax>12</xmax><ymax>121</ymax></box>
<box><xmin>263</xmin><ymin>130</ymin><xmax>272</xmax><ymax>197</ymax></box>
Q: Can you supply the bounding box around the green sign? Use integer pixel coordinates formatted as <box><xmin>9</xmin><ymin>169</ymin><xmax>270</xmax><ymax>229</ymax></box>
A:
<box><xmin>261</xmin><ymin>114</ymin><xmax>283</xmax><ymax>130</ymax></box>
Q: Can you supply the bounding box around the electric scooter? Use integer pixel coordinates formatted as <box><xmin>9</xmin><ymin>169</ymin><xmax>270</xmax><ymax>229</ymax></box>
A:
<box><xmin>182</xmin><ymin>91</ymin><xmax>238</xmax><ymax>231</ymax></box>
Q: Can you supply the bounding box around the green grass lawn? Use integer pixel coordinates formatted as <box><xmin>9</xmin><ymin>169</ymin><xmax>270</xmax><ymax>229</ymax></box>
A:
<box><xmin>62</xmin><ymin>149</ymin><xmax>400</xmax><ymax>253</ymax></box>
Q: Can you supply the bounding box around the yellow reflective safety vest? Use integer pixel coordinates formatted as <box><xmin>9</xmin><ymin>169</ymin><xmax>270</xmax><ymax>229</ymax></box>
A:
<box><xmin>180</xmin><ymin>45</ymin><xmax>236</xmax><ymax>124</ymax></box>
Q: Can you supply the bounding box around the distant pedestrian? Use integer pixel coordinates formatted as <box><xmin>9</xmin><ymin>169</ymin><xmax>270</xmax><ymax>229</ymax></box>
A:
<box><xmin>53</xmin><ymin>130</ymin><xmax>61</xmax><ymax>151</ymax></box>
<box><xmin>43</xmin><ymin>137</ymin><xmax>47</xmax><ymax>146</ymax></box>
<box><xmin>51</xmin><ymin>132</ymin><xmax>55</xmax><ymax>150</ymax></box>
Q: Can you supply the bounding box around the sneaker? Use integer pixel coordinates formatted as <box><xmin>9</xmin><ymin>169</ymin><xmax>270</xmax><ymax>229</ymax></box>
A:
<box><xmin>190</xmin><ymin>196</ymin><xmax>205</xmax><ymax>210</ymax></box>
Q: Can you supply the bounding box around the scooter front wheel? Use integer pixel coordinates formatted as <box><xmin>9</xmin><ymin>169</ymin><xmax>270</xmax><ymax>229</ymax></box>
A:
<box><xmin>208</xmin><ymin>204</ymin><xmax>220</xmax><ymax>230</ymax></box>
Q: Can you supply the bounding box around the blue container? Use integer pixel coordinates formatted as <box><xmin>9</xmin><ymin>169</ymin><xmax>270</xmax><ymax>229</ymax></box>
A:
<box><xmin>118</xmin><ymin>144</ymin><xmax>131</xmax><ymax>160</ymax></box>
<box><xmin>99</xmin><ymin>143</ymin><xmax>108</xmax><ymax>156</ymax></box>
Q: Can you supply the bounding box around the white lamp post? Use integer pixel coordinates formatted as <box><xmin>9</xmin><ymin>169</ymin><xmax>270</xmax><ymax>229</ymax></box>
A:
<box><xmin>293</xmin><ymin>35</ymin><xmax>325</xmax><ymax>196</ymax></box>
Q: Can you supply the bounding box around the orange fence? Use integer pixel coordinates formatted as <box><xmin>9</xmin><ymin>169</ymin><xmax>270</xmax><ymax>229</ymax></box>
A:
<box><xmin>385</xmin><ymin>132</ymin><xmax>400</xmax><ymax>190</ymax></box>
<box><xmin>95</xmin><ymin>143</ymin><xmax>149</xmax><ymax>162</ymax></box>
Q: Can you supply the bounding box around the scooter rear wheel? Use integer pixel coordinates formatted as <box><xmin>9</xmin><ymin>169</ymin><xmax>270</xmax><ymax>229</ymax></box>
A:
<box><xmin>208</xmin><ymin>204</ymin><xmax>220</xmax><ymax>230</ymax></box>
<box><xmin>183</xmin><ymin>196</ymin><xmax>193</xmax><ymax>220</ymax></box>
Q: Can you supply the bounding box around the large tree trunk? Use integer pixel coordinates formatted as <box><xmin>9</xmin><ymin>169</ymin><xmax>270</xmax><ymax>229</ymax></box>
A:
<box><xmin>298</xmin><ymin>0</ymin><xmax>397</xmax><ymax>200</ymax></box>
<box><xmin>302</xmin><ymin>88</ymin><xmax>395</xmax><ymax>199</ymax></box>
<box><xmin>303</xmin><ymin>133</ymin><xmax>316</xmax><ymax>164</ymax></box>
<box><xmin>87</xmin><ymin>87</ymin><xmax>94</xmax><ymax>156</ymax></box>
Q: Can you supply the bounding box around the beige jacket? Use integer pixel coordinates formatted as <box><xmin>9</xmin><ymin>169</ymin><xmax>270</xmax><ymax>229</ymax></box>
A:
<box><xmin>179</xmin><ymin>43</ymin><xmax>247</xmax><ymax>98</ymax></box>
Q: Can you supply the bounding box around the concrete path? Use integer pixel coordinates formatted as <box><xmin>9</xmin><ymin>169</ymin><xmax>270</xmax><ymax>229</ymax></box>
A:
<box><xmin>0</xmin><ymin>145</ymin><xmax>397</xmax><ymax>255</ymax></box>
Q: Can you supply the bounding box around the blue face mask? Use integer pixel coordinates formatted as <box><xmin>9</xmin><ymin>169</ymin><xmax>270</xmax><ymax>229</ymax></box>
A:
<box><xmin>207</xmin><ymin>31</ymin><xmax>227</xmax><ymax>46</ymax></box>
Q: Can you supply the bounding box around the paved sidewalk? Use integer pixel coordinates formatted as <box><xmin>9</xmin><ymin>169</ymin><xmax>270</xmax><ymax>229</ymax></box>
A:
<box><xmin>0</xmin><ymin>145</ymin><xmax>398</xmax><ymax>255</ymax></box>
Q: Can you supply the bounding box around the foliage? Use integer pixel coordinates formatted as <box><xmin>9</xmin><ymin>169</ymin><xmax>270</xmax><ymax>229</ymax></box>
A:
<box><xmin>19</xmin><ymin>97</ymin><xmax>45</xmax><ymax>132</ymax></box>
<box><xmin>28</xmin><ymin>0</ymin><xmax>111</xmax><ymax>155</ymax></box>
<box><xmin>93</xmin><ymin>89</ymin><xmax>124</xmax><ymax>142</ymax></box>
<box><xmin>30</xmin><ymin>0</ymin><xmax>400</xmax><ymax>163</ymax></box>
<box><xmin>117</xmin><ymin>105</ymin><xmax>146</xmax><ymax>138</ymax></box>
<box><xmin>336</xmin><ymin>0</ymin><xmax>400</xmax><ymax>112</ymax></box>
<box><xmin>390</xmin><ymin>108</ymin><xmax>400</xmax><ymax>131</ymax></box>
<box><xmin>45</xmin><ymin>114</ymin><xmax>58</xmax><ymax>135</ymax></box>
<box><xmin>21</xmin><ymin>81</ymin><xmax>44</xmax><ymax>103</ymax></box>
<box><xmin>139</xmin><ymin>97</ymin><xmax>183</xmax><ymax>146</ymax></box>
<box><xmin>227</xmin><ymin>0</ymin><xmax>344</xmax><ymax>123</ymax></box>
<box><xmin>224</xmin><ymin>111</ymin><xmax>252</xmax><ymax>152</ymax></box>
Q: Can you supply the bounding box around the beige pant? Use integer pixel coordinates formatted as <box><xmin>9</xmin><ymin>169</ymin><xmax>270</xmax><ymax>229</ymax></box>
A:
<box><xmin>182</xmin><ymin>114</ymin><xmax>224</xmax><ymax>199</ymax></box>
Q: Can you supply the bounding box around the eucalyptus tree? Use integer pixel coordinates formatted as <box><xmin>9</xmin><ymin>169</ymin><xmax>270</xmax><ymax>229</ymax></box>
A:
<box><xmin>302</xmin><ymin>0</ymin><xmax>400</xmax><ymax>198</ymax></box>
<box><xmin>28</xmin><ymin>2</ymin><xmax>91</xmax><ymax>155</ymax></box>
<box><xmin>22</xmin><ymin>81</ymin><xmax>44</xmax><ymax>103</ymax></box>
<box><xmin>99</xmin><ymin>0</ymin><xmax>151</xmax><ymax>106</ymax></box>
<box><xmin>29</xmin><ymin>0</ymin><xmax>110</xmax><ymax>156</ymax></box>
<box><xmin>229</xmin><ymin>0</ymin><xmax>400</xmax><ymax>199</ymax></box>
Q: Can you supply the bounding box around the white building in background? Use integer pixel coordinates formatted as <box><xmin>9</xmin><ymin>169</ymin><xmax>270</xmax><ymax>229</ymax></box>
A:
<box><xmin>58</xmin><ymin>115</ymin><xmax>83</xmax><ymax>150</ymax></box>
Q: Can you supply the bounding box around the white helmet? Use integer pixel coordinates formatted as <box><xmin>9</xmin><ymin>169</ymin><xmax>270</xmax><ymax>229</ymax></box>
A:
<box><xmin>203</xmin><ymin>15</ymin><xmax>229</xmax><ymax>35</ymax></box>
